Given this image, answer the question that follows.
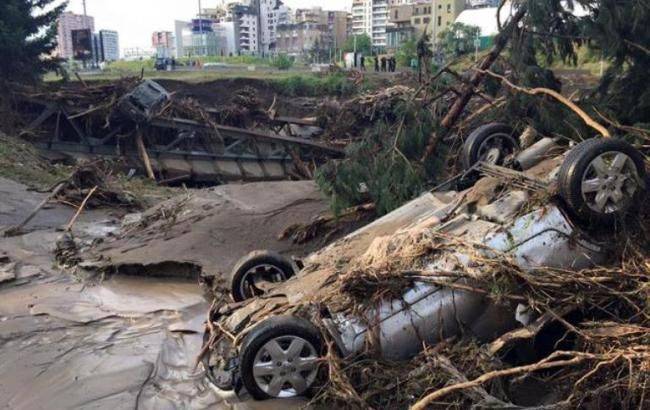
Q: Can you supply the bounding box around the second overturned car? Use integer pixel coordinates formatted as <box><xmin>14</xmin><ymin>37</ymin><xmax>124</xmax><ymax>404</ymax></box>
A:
<box><xmin>201</xmin><ymin>129</ymin><xmax>647</xmax><ymax>401</ymax></box>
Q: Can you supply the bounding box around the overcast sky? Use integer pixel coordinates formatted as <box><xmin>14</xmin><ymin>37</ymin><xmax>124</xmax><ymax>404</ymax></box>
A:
<box><xmin>61</xmin><ymin>0</ymin><xmax>351</xmax><ymax>52</ymax></box>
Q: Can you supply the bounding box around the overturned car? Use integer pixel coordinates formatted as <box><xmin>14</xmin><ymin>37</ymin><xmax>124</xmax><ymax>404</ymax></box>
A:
<box><xmin>201</xmin><ymin>126</ymin><xmax>647</xmax><ymax>401</ymax></box>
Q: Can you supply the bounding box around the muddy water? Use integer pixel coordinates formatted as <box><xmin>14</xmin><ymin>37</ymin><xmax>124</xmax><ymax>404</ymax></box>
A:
<box><xmin>0</xmin><ymin>272</ymin><xmax>223</xmax><ymax>409</ymax></box>
<box><xmin>0</xmin><ymin>177</ymin><xmax>309</xmax><ymax>410</ymax></box>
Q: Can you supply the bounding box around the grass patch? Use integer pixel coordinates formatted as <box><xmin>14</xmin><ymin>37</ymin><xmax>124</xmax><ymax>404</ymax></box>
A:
<box><xmin>271</xmin><ymin>73</ymin><xmax>367</xmax><ymax>97</ymax></box>
<box><xmin>0</xmin><ymin>133</ymin><xmax>69</xmax><ymax>188</ymax></box>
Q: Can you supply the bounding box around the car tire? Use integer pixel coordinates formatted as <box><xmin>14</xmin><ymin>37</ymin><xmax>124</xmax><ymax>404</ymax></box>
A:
<box><xmin>239</xmin><ymin>316</ymin><xmax>323</xmax><ymax>400</ymax></box>
<box><xmin>558</xmin><ymin>138</ymin><xmax>647</xmax><ymax>227</ymax></box>
<box><xmin>230</xmin><ymin>251</ymin><xmax>295</xmax><ymax>302</ymax></box>
<box><xmin>461</xmin><ymin>123</ymin><xmax>519</xmax><ymax>170</ymax></box>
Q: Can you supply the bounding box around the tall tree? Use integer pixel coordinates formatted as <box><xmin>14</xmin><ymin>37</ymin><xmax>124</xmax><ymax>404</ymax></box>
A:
<box><xmin>511</xmin><ymin>0</ymin><xmax>650</xmax><ymax>125</ymax></box>
<box><xmin>0</xmin><ymin>0</ymin><xmax>67</xmax><ymax>84</ymax></box>
<box><xmin>438</xmin><ymin>22</ymin><xmax>481</xmax><ymax>57</ymax></box>
<box><xmin>343</xmin><ymin>33</ymin><xmax>372</xmax><ymax>55</ymax></box>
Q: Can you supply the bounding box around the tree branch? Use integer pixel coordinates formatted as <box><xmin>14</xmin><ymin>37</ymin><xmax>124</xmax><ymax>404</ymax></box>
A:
<box><xmin>475</xmin><ymin>69</ymin><xmax>611</xmax><ymax>138</ymax></box>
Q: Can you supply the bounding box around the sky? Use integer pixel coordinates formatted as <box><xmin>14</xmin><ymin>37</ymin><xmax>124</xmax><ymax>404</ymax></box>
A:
<box><xmin>62</xmin><ymin>0</ymin><xmax>351</xmax><ymax>52</ymax></box>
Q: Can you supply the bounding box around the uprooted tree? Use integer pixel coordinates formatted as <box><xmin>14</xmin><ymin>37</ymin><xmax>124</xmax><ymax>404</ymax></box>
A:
<box><xmin>316</xmin><ymin>0</ymin><xmax>650</xmax><ymax>216</ymax></box>
<box><xmin>0</xmin><ymin>0</ymin><xmax>67</xmax><ymax>84</ymax></box>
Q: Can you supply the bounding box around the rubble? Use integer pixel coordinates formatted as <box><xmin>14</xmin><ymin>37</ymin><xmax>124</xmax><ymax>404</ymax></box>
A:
<box><xmin>12</xmin><ymin>78</ymin><xmax>344</xmax><ymax>184</ymax></box>
<box><xmin>199</xmin><ymin>135</ymin><xmax>649</xmax><ymax>408</ymax></box>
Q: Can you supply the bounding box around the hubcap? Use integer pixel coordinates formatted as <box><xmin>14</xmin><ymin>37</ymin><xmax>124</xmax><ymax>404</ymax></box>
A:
<box><xmin>239</xmin><ymin>264</ymin><xmax>288</xmax><ymax>299</ymax></box>
<box><xmin>581</xmin><ymin>151</ymin><xmax>640</xmax><ymax>214</ymax></box>
<box><xmin>477</xmin><ymin>133</ymin><xmax>517</xmax><ymax>165</ymax></box>
<box><xmin>252</xmin><ymin>335</ymin><xmax>319</xmax><ymax>398</ymax></box>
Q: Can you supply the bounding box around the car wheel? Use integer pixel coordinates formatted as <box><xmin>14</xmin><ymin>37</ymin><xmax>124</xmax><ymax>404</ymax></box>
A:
<box><xmin>558</xmin><ymin>138</ymin><xmax>647</xmax><ymax>226</ymax></box>
<box><xmin>462</xmin><ymin>123</ymin><xmax>519</xmax><ymax>170</ymax></box>
<box><xmin>239</xmin><ymin>316</ymin><xmax>323</xmax><ymax>400</ymax></box>
<box><xmin>230</xmin><ymin>251</ymin><xmax>295</xmax><ymax>302</ymax></box>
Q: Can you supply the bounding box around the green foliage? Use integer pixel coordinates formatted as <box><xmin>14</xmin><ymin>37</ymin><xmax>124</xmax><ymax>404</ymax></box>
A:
<box><xmin>316</xmin><ymin>98</ymin><xmax>441</xmax><ymax>216</ymax></box>
<box><xmin>190</xmin><ymin>55</ymin><xmax>270</xmax><ymax>66</ymax></box>
<box><xmin>272</xmin><ymin>74</ymin><xmax>360</xmax><ymax>97</ymax></box>
<box><xmin>343</xmin><ymin>33</ymin><xmax>373</xmax><ymax>55</ymax></box>
<box><xmin>438</xmin><ymin>23</ymin><xmax>481</xmax><ymax>57</ymax></box>
<box><xmin>270</xmin><ymin>54</ymin><xmax>295</xmax><ymax>70</ymax></box>
<box><xmin>512</xmin><ymin>0</ymin><xmax>650</xmax><ymax>125</ymax></box>
<box><xmin>396</xmin><ymin>38</ymin><xmax>417</xmax><ymax>67</ymax></box>
<box><xmin>308</xmin><ymin>40</ymin><xmax>331</xmax><ymax>63</ymax></box>
<box><xmin>103</xmin><ymin>58</ymin><xmax>155</xmax><ymax>73</ymax></box>
<box><xmin>0</xmin><ymin>0</ymin><xmax>67</xmax><ymax>83</ymax></box>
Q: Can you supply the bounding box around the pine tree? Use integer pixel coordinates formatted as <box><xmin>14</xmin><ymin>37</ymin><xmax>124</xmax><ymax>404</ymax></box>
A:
<box><xmin>0</xmin><ymin>0</ymin><xmax>68</xmax><ymax>84</ymax></box>
<box><xmin>512</xmin><ymin>0</ymin><xmax>650</xmax><ymax>125</ymax></box>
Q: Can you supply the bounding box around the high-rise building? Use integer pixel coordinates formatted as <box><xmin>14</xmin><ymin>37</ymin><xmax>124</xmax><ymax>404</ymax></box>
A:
<box><xmin>431</xmin><ymin>0</ymin><xmax>466</xmax><ymax>38</ymax></box>
<box><xmin>231</xmin><ymin>4</ymin><xmax>260</xmax><ymax>54</ymax></box>
<box><xmin>152</xmin><ymin>31</ymin><xmax>174</xmax><ymax>53</ymax></box>
<box><xmin>98</xmin><ymin>30</ymin><xmax>120</xmax><ymax>61</ymax></box>
<box><xmin>354</xmin><ymin>0</ymin><xmax>465</xmax><ymax>49</ymax></box>
<box><xmin>293</xmin><ymin>8</ymin><xmax>348</xmax><ymax>51</ymax></box>
<box><xmin>55</xmin><ymin>11</ymin><xmax>95</xmax><ymax>59</ymax></box>
<box><xmin>352</xmin><ymin>0</ymin><xmax>413</xmax><ymax>49</ymax></box>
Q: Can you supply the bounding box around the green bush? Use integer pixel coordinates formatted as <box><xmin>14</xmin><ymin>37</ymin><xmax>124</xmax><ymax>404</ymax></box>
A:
<box><xmin>271</xmin><ymin>54</ymin><xmax>295</xmax><ymax>70</ymax></box>
<box><xmin>103</xmin><ymin>59</ymin><xmax>155</xmax><ymax>73</ymax></box>
<box><xmin>271</xmin><ymin>74</ymin><xmax>361</xmax><ymax>97</ymax></box>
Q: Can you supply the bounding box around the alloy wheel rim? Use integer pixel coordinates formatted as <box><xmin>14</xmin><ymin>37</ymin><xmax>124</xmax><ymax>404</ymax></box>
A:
<box><xmin>477</xmin><ymin>132</ymin><xmax>517</xmax><ymax>164</ymax></box>
<box><xmin>252</xmin><ymin>335</ymin><xmax>319</xmax><ymax>398</ymax></box>
<box><xmin>581</xmin><ymin>151</ymin><xmax>640</xmax><ymax>214</ymax></box>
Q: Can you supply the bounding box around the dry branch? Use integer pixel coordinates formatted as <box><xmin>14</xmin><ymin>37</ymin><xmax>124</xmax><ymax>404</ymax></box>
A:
<box><xmin>4</xmin><ymin>182</ymin><xmax>66</xmax><ymax>237</ymax></box>
<box><xmin>64</xmin><ymin>186</ymin><xmax>98</xmax><ymax>232</ymax></box>
<box><xmin>476</xmin><ymin>69</ymin><xmax>611</xmax><ymax>138</ymax></box>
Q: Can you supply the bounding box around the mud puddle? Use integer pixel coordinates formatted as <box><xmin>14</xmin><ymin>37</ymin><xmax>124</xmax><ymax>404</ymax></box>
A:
<box><xmin>0</xmin><ymin>176</ymin><xmax>310</xmax><ymax>409</ymax></box>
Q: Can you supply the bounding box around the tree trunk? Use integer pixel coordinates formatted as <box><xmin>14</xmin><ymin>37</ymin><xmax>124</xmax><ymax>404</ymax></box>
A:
<box><xmin>441</xmin><ymin>6</ymin><xmax>528</xmax><ymax>129</ymax></box>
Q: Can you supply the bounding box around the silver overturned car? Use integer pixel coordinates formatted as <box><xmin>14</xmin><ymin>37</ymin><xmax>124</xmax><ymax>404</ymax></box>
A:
<box><xmin>202</xmin><ymin>126</ymin><xmax>647</xmax><ymax>401</ymax></box>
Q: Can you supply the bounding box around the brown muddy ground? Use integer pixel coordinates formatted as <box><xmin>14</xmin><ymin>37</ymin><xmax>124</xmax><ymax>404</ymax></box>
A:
<box><xmin>0</xmin><ymin>176</ymin><xmax>313</xmax><ymax>409</ymax></box>
<box><xmin>80</xmin><ymin>181</ymin><xmax>336</xmax><ymax>280</ymax></box>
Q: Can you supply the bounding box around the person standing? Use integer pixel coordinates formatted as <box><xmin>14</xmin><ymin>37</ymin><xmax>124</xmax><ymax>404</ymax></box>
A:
<box><xmin>360</xmin><ymin>55</ymin><xmax>366</xmax><ymax>71</ymax></box>
<box><xmin>374</xmin><ymin>56</ymin><xmax>379</xmax><ymax>72</ymax></box>
<box><xmin>381</xmin><ymin>56</ymin><xmax>386</xmax><ymax>72</ymax></box>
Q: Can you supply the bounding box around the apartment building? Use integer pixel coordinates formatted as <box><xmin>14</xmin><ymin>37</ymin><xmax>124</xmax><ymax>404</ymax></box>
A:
<box><xmin>55</xmin><ymin>12</ymin><xmax>95</xmax><ymax>59</ymax></box>
<box><xmin>294</xmin><ymin>8</ymin><xmax>348</xmax><ymax>50</ymax></box>
<box><xmin>432</xmin><ymin>0</ymin><xmax>466</xmax><ymax>35</ymax></box>
<box><xmin>98</xmin><ymin>30</ymin><xmax>119</xmax><ymax>61</ymax></box>
<box><xmin>275</xmin><ymin>21</ymin><xmax>325</xmax><ymax>55</ymax></box>
<box><xmin>231</xmin><ymin>4</ymin><xmax>260</xmax><ymax>54</ymax></box>
<box><xmin>386</xmin><ymin>4</ymin><xmax>415</xmax><ymax>50</ymax></box>
<box><xmin>152</xmin><ymin>31</ymin><xmax>174</xmax><ymax>57</ymax></box>
<box><xmin>352</xmin><ymin>0</ymin><xmax>415</xmax><ymax>49</ymax></box>
<box><xmin>386</xmin><ymin>0</ymin><xmax>466</xmax><ymax>50</ymax></box>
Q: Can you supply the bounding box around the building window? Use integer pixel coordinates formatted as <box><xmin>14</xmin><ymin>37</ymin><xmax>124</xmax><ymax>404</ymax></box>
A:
<box><xmin>437</xmin><ymin>16</ymin><xmax>441</xmax><ymax>26</ymax></box>
<box><xmin>424</xmin><ymin>17</ymin><xmax>430</xmax><ymax>24</ymax></box>
<box><xmin>447</xmin><ymin>4</ymin><xmax>451</xmax><ymax>13</ymax></box>
<box><xmin>394</xmin><ymin>10</ymin><xmax>398</xmax><ymax>19</ymax></box>
<box><xmin>414</xmin><ymin>18</ymin><xmax>421</xmax><ymax>24</ymax></box>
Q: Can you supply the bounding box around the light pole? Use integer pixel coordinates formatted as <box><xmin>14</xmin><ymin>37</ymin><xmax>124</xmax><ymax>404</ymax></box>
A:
<box><xmin>82</xmin><ymin>0</ymin><xmax>90</xmax><ymax>68</ymax></box>
<box><xmin>198</xmin><ymin>0</ymin><xmax>204</xmax><ymax>56</ymax></box>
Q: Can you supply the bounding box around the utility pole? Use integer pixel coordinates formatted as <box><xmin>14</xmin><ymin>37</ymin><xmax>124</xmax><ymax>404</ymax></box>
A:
<box><xmin>198</xmin><ymin>0</ymin><xmax>204</xmax><ymax>56</ymax></box>
<box><xmin>82</xmin><ymin>0</ymin><xmax>89</xmax><ymax>69</ymax></box>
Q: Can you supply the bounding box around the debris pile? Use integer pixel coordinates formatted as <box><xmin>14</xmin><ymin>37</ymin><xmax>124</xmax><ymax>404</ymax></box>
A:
<box><xmin>11</xmin><ymin>78</ymin><xmax>344</xmax><ymax>184</ymax></box>
<box><xmin>317</xmin><ymin>236</ymin><xmax>649</xmax><ymax>409</ymax></box>
<box><xmin>56</xmin><ymin>160</ymin><xmax>138</xmax><ymax>208</ymax></box>
<box><xmin>317</xmin><ymin>85</ymin><xmax>416</xmax><ymax>142</ymax></box>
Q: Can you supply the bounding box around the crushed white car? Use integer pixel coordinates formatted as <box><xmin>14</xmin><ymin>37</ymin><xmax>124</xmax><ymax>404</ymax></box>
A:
<box><xmin>202</xmin><ymin>125</ymin><xmax>647</xmax><ymax>401</ymax></box>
